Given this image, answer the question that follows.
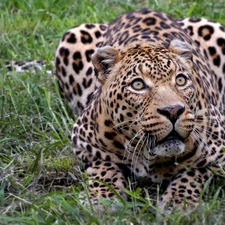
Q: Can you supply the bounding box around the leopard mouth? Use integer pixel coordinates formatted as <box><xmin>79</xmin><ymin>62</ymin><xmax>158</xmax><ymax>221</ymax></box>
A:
<box><xmin>153</xmin><ymin>131</ymin><xmax>185</xmax><ymax>157</ymax></box>
<box><xmin>157</xmin><ymin>131</ymin><xmax>184</xmax><ymax>145</ymax></box>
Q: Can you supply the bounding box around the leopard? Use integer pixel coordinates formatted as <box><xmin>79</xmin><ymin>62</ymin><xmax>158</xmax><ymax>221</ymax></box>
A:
<box><xmin>6</xmin><ymin>8</ymin><xmax>225</xmax><ymax>213</ymax></box>
<box><xmin>55</xmin><ymin>8</ymin><xmax>225</xmax><ymax>213</ymax></box>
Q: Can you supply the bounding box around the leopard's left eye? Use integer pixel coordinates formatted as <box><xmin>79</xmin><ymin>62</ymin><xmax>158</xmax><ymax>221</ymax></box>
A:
<box><xmin>176</xmin><ymin>74</ymin><xmax>187</xmax><ymax>86</ymax></box>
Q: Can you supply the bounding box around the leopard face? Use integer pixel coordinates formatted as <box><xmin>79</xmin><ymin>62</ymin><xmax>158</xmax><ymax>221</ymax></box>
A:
<box><xmin>93</xmin><ymin>41</ymin><xmax>196</xmax><ymax>158</ymax></box>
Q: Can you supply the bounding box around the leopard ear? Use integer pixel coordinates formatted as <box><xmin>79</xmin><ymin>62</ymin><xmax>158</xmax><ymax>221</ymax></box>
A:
<box><xmin>92</xmin><ymin>46</ymin><xmax>120</xmax><ymax>84</ymax></box>
<box><xmin>168</xmin><ymin>39</ymin><xmax>193</xmax><ymax>63</ymax></box>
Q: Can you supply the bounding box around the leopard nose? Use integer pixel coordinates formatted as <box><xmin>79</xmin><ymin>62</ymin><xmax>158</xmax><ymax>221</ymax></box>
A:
<box><xmin>157</xmin><ymin>104</ymin><xmax>185</xmax><ymax>124</ymax></box>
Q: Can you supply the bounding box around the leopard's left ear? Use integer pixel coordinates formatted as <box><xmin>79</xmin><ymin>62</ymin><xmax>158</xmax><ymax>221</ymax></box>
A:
<box><xmin>168</xmin><ymin>39</ymin><xmax>193</xmax><ymax>63</ymax></box>
<box><xmin>92</xmin><ymin>46</ymin><xmax>121</xmax><ymax>84</ymax></box>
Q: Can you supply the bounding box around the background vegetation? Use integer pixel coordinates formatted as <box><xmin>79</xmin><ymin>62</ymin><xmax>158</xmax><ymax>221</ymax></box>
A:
<box><xmin>0</xmin><ymin>0</ymin><xmax>225</xmax><ymax>224</ymax></box>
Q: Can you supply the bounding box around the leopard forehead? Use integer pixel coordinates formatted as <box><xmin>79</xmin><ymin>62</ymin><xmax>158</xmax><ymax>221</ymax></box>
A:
<box><xmin>103</xmin><ymin>43</ymin><xmax>193</xmax><ymax>88</ymax></box>
<box><xmin>121</xmin><ymin>46</ymin><xmax>183</xmax><ymax>79</ymax></box>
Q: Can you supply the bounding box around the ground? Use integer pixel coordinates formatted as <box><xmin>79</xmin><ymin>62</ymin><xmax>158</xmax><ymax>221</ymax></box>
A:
<box><xmin>0</xmin><ymin>0</ymin><xmax>225</xmax><ymax>224</ymax></box>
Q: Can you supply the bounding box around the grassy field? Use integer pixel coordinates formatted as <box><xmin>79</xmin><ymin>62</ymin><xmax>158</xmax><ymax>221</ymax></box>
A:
<box><xmin>1</xmin><ymin>0</ymin><xmax>225</xmax><ymax>224</ymax></box>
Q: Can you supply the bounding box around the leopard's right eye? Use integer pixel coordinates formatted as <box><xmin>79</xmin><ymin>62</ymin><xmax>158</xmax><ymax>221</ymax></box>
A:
<box><xmin>130</xmin><ymin>78</ymin><xmax>146</xmax><ymax>91</ymax></box>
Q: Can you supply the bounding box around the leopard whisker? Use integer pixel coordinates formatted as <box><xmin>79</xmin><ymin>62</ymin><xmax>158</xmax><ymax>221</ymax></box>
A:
<box><xmin>190</xmin><ymin>128</ymin><xmax>210</xmax><ymax>152</ymax></box>
<box><xmin>123</xmin><ymin>129</ymin><xmax>143</xmax><ymax>162</ymax></box>
<box><xmin>143</xmin><ymin>133</ymin><xmax>156</xmax><ymax>167</ymax></box>
<box><xmin>113</xmin><ymin>119</ymin><xmax>139</xmax><ymax>128</ymax></box>
<box><xmin>194</xmin><ymin>123</ymin><xmax>221</xmax><ymax>139</ymax></box>
<box><xmin>132</xmin><ymin>132</ymin><xmax>146</xmax><ymax>175</ymax></box>
<box><xmin>113</xmin><ymin>119</ymin><xmax>141</xmax><ymax>137</ymax></box>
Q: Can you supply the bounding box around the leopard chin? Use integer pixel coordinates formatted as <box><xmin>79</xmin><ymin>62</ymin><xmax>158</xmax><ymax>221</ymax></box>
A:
<box><xmin>153</xmin><ymin>139</ymin><xmax>185</xmax><ymax>157</ymax></box>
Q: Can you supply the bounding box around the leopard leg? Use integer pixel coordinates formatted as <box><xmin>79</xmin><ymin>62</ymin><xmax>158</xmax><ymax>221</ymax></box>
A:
<box><xmin>159</xmin><ymin>168</ymin><xmax>212</xmax><ymax>214</ymax></box>
<box><xmin>55</xmin><ymin>23</ymin><xmax>108</xmax><ymax>115</ymax></box>
<box><xmin>81</xmin><ymin>160</ymin><xmax>128</xmax><ymax>212</ymax></box>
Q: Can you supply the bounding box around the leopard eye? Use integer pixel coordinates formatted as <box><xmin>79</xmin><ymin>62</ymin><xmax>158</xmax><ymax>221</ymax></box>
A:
<box><xmin>176</xmin><ymin>74</ymin><xmax>187</xmax><ymax>86</ymax></box>
<box><xmin>130</xmin><ymin>78</ymin><xmax>146</xmax><ymax>91</ymax></box>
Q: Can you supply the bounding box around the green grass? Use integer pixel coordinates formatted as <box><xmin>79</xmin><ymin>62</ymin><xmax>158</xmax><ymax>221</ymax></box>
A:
<box><xmin>0</xmin><ymin>0</ymin><xmax>225</xmax><ymax>224</ymax></box>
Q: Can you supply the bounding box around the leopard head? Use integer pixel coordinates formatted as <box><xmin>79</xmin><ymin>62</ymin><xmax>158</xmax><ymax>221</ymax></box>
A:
<box><xmin>92</xmin><ymin>40</ymin><xmax>197</xmax><ymax>157</ymax></box>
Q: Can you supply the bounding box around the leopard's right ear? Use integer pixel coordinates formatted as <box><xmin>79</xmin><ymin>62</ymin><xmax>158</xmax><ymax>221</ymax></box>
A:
<box><xmin>92</xmin><ymin>46</ymin><xmax>120</xmax><ymax>84</ymax></box>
